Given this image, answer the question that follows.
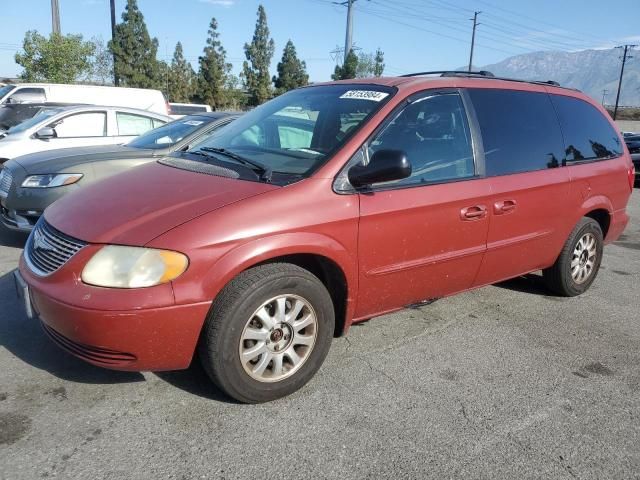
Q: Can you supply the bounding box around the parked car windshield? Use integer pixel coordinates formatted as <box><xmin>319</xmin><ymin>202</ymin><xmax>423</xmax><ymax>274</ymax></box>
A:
<box><xmin>0</xmin><ymin>85</ymin><xmax>15</xmax><ymax>100</ymax></box>
<box><xmin>190</xmin><ymin>84</ymin><xmax>395</xmax><ymax>177</ymax></box>
<box><xmin>7</xmin><ymin>108</ymin><xmax>61</xmax><ymax>134</ymax></box>
<box><xmin>170</xmin><ymin>104</ymin><xmax>209</xmax><ymax>115</ymax></box>
<box><xmin>128</xmin><ymin>115</ymin><xmax>213</xmax><ymax>149</ymax></box>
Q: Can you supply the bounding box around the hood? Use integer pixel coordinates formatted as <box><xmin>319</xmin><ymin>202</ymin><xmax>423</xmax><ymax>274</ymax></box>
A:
<box><xmin>45</xmin><ymin>160</ymin><xmax>279</xmax><ymax>245</ymax></box>
<box><xmin>12</xmin><ymin>144</ymin><xmax>154</xmax><ymax>173</ymax></box>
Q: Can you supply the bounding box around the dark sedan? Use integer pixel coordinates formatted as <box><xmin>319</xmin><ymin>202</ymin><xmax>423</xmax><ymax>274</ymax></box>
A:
<box><xmin>0</xmin><ymin>112</ymin><xmax>237</xmax><ymax>232</ymax></box>
<box><xmin>624</xmin><ymin>135</ymin><xmax>640</xmax><ymax>185</ymax></box>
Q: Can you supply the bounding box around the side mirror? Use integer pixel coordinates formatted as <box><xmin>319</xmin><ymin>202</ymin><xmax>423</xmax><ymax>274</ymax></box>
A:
<box><xmin>348</xmin><ymin>149</ymin><xmax>411</xmax><ymax>188</ymax></box>
<box><xmin>35</xmin><ymin>127</ymin><xmax>56</xmax><ymax>140</ymax></box>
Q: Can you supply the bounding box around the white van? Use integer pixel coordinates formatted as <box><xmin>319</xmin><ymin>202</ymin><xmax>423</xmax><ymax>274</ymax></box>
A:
<box><xmin>0</xmin><ymin>83</ymin><xmax>169</xmax><ymax>116</ymax></box>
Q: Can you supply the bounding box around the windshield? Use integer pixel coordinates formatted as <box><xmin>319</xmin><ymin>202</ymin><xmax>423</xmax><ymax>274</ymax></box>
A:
<box><xmin>128</xmin><ymin>116</ymin><xmax>214</xmax><ymax>149</ymax></box>
<box><xmin>7</xmin><ymin>108</ymin><xmax>61</xmax><ymax>134</ymax></box>
<box><xmin>0</xmin><ymin>85</ymin><xmax>15</xmax><ymax>100</ymax></box>
<box><xmin>190</xmin><ymin>84</ymin><xmax>394</xmax><ymax>178</ymax></box>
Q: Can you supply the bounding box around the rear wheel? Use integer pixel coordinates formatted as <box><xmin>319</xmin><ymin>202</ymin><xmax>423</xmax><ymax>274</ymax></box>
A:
<box><xmin>198</xmin><ymin>263</ymin><xmax>334</xmax><ymax>403</ymax></box>
<box><xmin>543</xmin><ymin>217</ymin><xmax>603</xmax><ymax>296</ymax></box>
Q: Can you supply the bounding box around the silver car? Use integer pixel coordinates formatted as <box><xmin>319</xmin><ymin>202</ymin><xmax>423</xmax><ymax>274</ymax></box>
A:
<box><xmin>0</xmin><ymin>112</ymin><xmax>237</xmax><ymax>232</ymax></box>
<box><xmin>0</xmin><ymin>105</ymin><xmax>171</xmax><ymax>161</ymax></box>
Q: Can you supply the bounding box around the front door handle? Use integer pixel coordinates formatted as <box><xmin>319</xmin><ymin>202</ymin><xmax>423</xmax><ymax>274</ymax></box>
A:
<box><xmin>460</xmin><ymin>205</ymin><xmax>487</xmax><ymax>221</ymax></box>
<box><xmin>494</xmin><ymin>200</ymin><xmax>517</xmax><ymax>215</ymax></box>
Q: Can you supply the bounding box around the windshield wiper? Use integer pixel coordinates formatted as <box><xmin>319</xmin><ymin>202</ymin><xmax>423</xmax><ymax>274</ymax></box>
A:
<box><xmin>199</xmin><ymin>147</ymin><xmax>272</xmax><ymax>182</ymax></box>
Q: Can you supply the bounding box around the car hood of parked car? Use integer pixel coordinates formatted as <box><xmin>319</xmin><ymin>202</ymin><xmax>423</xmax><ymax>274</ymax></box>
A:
<box><xmin>44</xmin><ymin>159</ymin><xmax>280</xmax><ymax>245</ymax></box>
<box><xmin>11</xmin><ymin>144</ymin><xmax>156</xmax><ymax>174</ymax></box>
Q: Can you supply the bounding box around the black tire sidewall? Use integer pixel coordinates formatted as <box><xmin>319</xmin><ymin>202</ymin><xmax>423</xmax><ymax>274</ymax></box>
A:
<box><xmin>559</xmin><ymin>219</ymin><xmax>604</xmax><ymax>296</ymax></box>
<box><xmin>201</xmin><ymin>266</ymin><xmax>334</xmax><ymax>403</ymax></box>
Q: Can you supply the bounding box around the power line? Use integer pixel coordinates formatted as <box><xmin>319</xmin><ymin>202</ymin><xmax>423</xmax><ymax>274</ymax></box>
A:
<box><xmin>367</xmin><ymin>0</ymin><xmax>599</xmax><ymax>56</ymax></box>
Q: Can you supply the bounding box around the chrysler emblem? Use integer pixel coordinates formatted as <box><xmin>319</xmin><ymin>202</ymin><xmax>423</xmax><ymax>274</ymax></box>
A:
<box><xmin>33</xmin><ymin>229</ymin><xmax>55</xmax><ymax>252</ymax></box>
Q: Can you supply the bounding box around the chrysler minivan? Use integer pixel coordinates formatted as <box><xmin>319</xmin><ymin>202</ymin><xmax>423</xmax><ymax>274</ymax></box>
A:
<box><xmin>15</xmin><ymin>72</ymin><xmax>633</xmax><ymax>403</ymax></box>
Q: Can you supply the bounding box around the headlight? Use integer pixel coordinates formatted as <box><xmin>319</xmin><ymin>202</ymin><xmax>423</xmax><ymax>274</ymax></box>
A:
<box><xmin>81</xmin><ymin>245</ymin><xmax>188</xmax><ymax>288</ymax></box>
<box><xmin>22</xmin><ymin>173</ymin><xmax>83</xmax><ymax>188</ymax></box>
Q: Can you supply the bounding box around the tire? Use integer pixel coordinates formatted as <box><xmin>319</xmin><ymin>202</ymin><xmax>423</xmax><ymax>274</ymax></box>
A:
<box><xmin>543</xmin><ymin>217</ymin><xmax>604</xmax><ymax>297</ymax></box>
<box><xmin>198</xmin><ymin>263</ymin><xmax>335</xmax><ymax>403</ymax></box>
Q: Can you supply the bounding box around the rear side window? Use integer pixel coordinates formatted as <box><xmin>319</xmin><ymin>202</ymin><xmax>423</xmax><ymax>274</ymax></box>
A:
<box><xmin>550</xmin><ymin>95</ymin><xmax>622</xmax><ymax>162</ymax></box>
<box><xmin>468</xmin><ymin>89</ymin><xmax>565</xmax><ymax>176</ymax></box>
<box><xmin>117</xmin><ymin>112</ymin><xmax>155</xmax><ymax>136</ymax></box>
<box><xmin>170</xmin><ymin>104</ymin><xmax>208</xmax><ymax>115</ymax></box>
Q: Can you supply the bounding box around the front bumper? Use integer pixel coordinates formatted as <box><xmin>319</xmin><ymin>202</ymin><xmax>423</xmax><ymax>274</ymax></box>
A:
<box><xmin>18</xmin><ymin>256</ymin><xmax>212</xmax><ymax>371</ymax></box>
<box><xmin>1</xmin><ymin>200</ymin><xmax>41</xmax><ymax>231</ymax></box>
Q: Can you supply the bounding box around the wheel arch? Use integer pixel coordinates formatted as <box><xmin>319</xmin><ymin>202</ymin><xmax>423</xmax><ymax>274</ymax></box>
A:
<box><xmin>580</xmin><ymin>195</ymin><xmax>613</xmax><ymax>239</ymax></box>
<box><xmin>201</xmin><ymin>233</ymin><xmax>358</xmax><ymax>337</ymax></box>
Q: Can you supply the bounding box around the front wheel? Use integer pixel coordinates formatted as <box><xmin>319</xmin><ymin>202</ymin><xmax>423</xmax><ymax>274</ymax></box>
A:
<box><xmin>543</xmin><ymin>217</ymin><xmax>604</xmax><ymax>296</ymax></box>
<box><xmin>198</xmin><ymin>263</ymin><xmax>335</xmax><ymax>403</ymax></box>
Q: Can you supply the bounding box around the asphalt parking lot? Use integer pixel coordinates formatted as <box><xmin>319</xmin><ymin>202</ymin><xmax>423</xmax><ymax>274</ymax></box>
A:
<box><xmin>0</xmin><ymin>193</ymin><xmax>638</xmax><ymax>480</ymax></box>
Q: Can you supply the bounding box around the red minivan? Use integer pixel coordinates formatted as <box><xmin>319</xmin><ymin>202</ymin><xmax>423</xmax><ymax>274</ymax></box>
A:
<box><xmin>14</xmin><ymin>72</ymin><xmax>633</xmax><ymax>403</ymax></box>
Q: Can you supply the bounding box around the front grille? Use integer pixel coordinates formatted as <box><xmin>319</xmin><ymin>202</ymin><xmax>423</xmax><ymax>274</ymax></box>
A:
<box><xmin>25</xmin><ymin>220</ymin><xmax>86</xmax><ymax>276</ymax></box>
<box><xmin>0</xmin><ymin>168</ymin><xmax>12</xmax><ymax>197</ymax></box>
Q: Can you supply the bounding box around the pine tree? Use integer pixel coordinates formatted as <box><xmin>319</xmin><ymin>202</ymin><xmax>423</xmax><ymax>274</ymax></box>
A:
<box><xmin>197</xmin><ymin>18</ymin><xmax>232</xmax><ymax>109</ymax></box>
<box><xmin>168</xmin><ymin>42</ymin><xmax>195</xmax><ymax>103</ymax></box>
<box><xmin>373</xmin><ymin>48</ymin><xmax>385</xmax><ymax>77</ymax></box>
<box><xmin>272</xmin><ymin>40</ymin><xmax>309</xmax><ymax>95</ymax></box>
<box><xmin>109</xmin><ymin>0</ymin><xmax>161</xmax><ymax>88</ymax></box>
<box><xmin>242</xmin><ymin>5</ymin><xmax>275</xmax><ymax>106</ymax></box>
<box><xmin>332</xmin><ymin>49</ymin><xmax>358</xmax><ymax>80</ymax></box>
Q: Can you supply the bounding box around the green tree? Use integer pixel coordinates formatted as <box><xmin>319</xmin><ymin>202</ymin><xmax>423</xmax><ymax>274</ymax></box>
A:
<box><xmin>109</xmin><ymin>0</ymin><xmax>161</xmax><ymax>88</ymax></box>
<box><xmin>15</xmin><ymin>30</ymin><xmax>95</xmax><ymax>83</ymax></box>
<box><xmin>88</xmin><ymin>36</ymin><xmax>114</xmax><ymax>85</ymax></box>
<box><xmin>332</xmin><ymin>49</ymin><xmax>358</xmax><ymax>80</ymax></box>
<box><xmin>197</xmin><ymin>18</ymin><xmax>232</xmax><ymax>109</ymax></box>
<box><xmin>272</xmin><ymin>40</ymin><xmax>308</xmax><ymax>95</ymax></box>
<box><xmin>355</xmin><ymin>52</ymin><xmax>374</xmax><ymax>78</ymax></box>
<box><xmin>168</xmin><ymin>42</ymin><xmax>195</xmax><ymax>103</ymax></box>
<box><xmin>355</xmin><ymin>49</ymin><xmax>385</xmax><ymax>78</ymax></box>
<box><xmin>373</xmin><ymin>48</ymin><xmax>385</xmax><ymax>77</ymax></box>
<box><xmin>242</xmin><ymin>5</ymin><xmax>275</xmax><ymax>106</ymax></box>
<box><xmin>224</xmin><ymin>74</ymin><xmax>247</xmax><ymax>110</ymax></box>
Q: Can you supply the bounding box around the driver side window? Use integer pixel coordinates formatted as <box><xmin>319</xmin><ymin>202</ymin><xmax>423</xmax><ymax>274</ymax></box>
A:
<box><xmin>50</xmin><ymin>112</ymin><xmax>107</xmax><ymax>138</ymax></box>
<box><xmin>368</xmin><ymin>92</ymin><xmax>475</xmax><ymax>187</ymax></box>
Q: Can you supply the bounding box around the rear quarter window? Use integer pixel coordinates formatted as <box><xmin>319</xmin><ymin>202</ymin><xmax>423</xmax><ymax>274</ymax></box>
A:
<box><xmin>468</xmin><ymin>88</ymin><xmax>565</xmax><ymax>176</ymax></box>
<box><xmin>549</xmin><ymin>94</ymin><xmax>622</xmax><ymax>163</ymax></box>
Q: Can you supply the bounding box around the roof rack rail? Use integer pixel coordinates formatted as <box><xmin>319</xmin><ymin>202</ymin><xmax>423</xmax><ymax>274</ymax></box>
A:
<box><xmin>400</xmin><ymin>70</ymin><xmax>495</xmax><ymax>78</ymax></box>
<box><xmin>399</xmin><ymin>70</ymin><xmax>575</xmax><ymax>91</ymax></box>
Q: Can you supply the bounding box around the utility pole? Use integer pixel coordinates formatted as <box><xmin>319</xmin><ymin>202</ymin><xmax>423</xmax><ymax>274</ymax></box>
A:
<box><xmin>613</xmin><ymin>44</ymin><xmax>636</xmax><ymax>120</ymax></box>
<box><xmin>110</xmin><ymin>0</ymin><xmax>119</xmax><ymax>86</ymax></box>
<box><xmin>343</xmin><ymin>0</ymin><xmax>355</xmax><ymax>63</ymax></box>
<box><xmin>468</xmin><ymin>11</ymin><xmax>481</xmax><ymax>72</ymax></box>
<box><xmin>51</xmin><ymin>0</ymin><xmax>61</xmax><ymax>35</ymax></box>
<box><xmin>334</xmin><ymin>0</ymin><xmax>368</xmax><ymax>63</ymax></box>
<box><xmin>601</xmin><ymin>89</ymin><xmax>608</xmax><ymax>106</ymax></box>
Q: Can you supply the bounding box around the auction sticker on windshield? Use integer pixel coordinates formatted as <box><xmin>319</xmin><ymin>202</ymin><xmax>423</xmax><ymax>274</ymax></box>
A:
<box><xmin>339</xmin><ymin>90</ymin><xmax>389</xmax><ymax>102</ymax></box>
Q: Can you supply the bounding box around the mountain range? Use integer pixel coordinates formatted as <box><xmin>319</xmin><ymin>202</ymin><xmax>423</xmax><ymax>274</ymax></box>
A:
<box><xmin>471</xmin><ymin>48</ymin><xmax>640</xmax><ymax>106</ymax></box>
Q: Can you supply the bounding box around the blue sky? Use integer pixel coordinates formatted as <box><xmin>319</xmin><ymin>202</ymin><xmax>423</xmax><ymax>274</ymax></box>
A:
<box><xmin>1</xmin><ymin>0</ymin><xmax>639</xmax><ymax>81</ymax></box>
